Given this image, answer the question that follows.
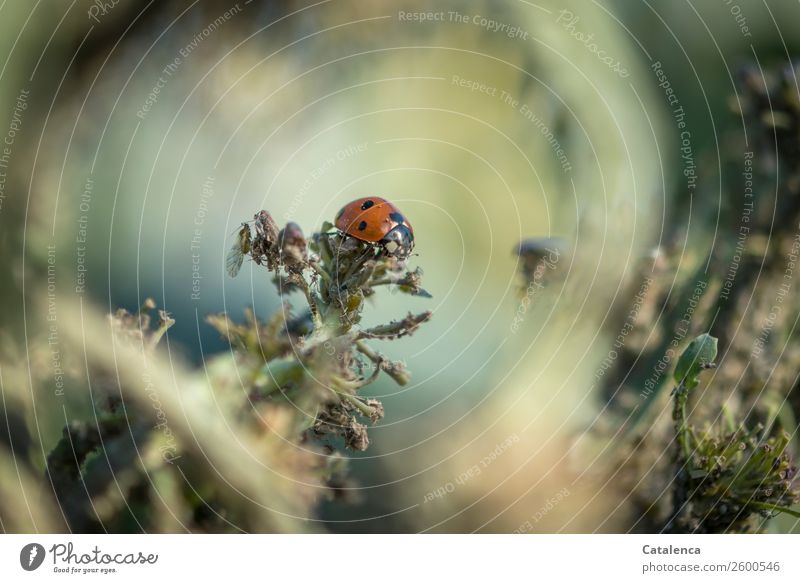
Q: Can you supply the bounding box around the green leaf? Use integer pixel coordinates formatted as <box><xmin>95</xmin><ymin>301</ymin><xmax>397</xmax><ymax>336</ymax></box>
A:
<box><xmin>674</xmin><ymin>333</ymin><xmax>718</xmax><ymax>387</ymax></box>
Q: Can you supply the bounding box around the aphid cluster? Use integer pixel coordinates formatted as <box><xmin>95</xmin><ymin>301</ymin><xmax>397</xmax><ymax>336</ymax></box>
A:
<box><xmin>219</xmin><ymin>198</ymin><xmax>431</xmax><ymax>451</ymax></box>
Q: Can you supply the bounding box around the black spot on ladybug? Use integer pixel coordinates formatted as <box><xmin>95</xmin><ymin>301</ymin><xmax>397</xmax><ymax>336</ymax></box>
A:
<box><xmin>389</xmin><ymin>212</ymin><xmax>404</xmax><ymax>224</ymax></box>
<box><xmin>358</xmin><ymin>221</ymin><xmax>368</xmax><ymax>231</ymax></box>
<box><xmin>361</xmin><ymin>200</ymin><xmax>374</xmax><ymax>210</ymax></box>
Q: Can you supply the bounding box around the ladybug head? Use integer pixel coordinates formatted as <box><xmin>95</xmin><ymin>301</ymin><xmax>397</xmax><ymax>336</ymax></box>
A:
<box><xmin>380</xmin><ymin>224</ymin><xmax>414</xmax><ymax>260</ymax></box>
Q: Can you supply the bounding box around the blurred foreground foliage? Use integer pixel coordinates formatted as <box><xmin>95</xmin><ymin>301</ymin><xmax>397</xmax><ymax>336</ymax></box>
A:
<box><xmin>25</xmin><ymin>210</ymin><xmax>430</xmax><ymax>533</ymax></box>
<box><xmin>583</xmin><ymin>62</ymin><xmax>800</xmax><ymax>533</ymax></box>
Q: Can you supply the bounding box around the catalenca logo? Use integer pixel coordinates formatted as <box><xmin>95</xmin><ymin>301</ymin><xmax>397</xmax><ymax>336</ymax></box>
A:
<box><xmin>19</xmin><ymin>543</ymin><xmax>46</xmax><ymax>571</ymax></box>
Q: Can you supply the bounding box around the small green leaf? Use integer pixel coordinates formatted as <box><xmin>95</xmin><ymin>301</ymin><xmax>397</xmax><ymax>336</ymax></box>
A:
<box><xmin>674</xmin><ymin>333</ymin><xmax>718</xmax><ymax>387</ymax></box>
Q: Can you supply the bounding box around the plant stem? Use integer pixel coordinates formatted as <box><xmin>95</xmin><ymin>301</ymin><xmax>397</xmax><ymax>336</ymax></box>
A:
<box><xmin>290</xmin><ymin>276</ymin><xmax>323</xmax><ymax>330</ymax></box>
<box><xmin>673</xmin><ymin>382</ymin><xmax>692</xmax><ymax>462</ymax></box>
<box><xmin>738</xmin><ymin>500</ymin><xmax>800</xmax><ymax>519</ymax></box>
<box><xmin>355</xmin><ymin>339</ymin><xmax>410</xmax><ymax>386</ymax></box>
<box><xmin>664</xmin><ymin>382</ymin><xmax>694</xmax><ymax>532</ymax></box>
<box><xmin>358</xmin><ymin>311</ymin><xmax>432</xmax><ymax>340</ymax></box>
<box><xmin>343</xmin><ymin>394</ymin><xmax>377</xmax><ymax>418</ymax></box>
<box><xmin>328</xmin><ymin>381</ymin><xmax>378</xmax><ymax>418</ymax></box>
<box><xmin>150</xmin><ymin>316</ymin><xmax>175</xmax><ymax>349</ymax></box>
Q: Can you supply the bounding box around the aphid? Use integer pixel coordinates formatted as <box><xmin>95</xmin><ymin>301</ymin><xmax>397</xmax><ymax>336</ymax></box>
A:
<box><xmin>226</xmin><ymin>223</ymin><xmax>251</xmax><ymax>277</ymax></box>
<box><xmin>334</xmin><ymin>197</ymin><xmax>415</xmax><ymax>259</ymax></box>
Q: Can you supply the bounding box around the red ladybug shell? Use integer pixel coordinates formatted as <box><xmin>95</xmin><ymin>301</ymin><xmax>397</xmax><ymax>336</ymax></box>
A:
<box><xmin>335</xmin><ymin>197</ymin><xmax>411</xmax><ymax>241</ymax></box>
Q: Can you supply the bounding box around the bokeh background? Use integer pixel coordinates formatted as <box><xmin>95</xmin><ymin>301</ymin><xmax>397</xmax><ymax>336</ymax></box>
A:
<box><xmin>2</xmin><ymin>0</ymin><xmax>800</xmax><ymax>533</ymax></box>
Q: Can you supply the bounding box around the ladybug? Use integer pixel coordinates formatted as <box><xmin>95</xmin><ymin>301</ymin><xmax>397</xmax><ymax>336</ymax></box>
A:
<box><xmin>334</xmin><ymin>197</ymin><xmax>415</xmax><ymax>259</ymax></box>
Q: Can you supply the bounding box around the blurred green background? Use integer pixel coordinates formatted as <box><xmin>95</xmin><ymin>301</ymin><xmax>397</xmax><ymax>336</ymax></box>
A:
<box><xmin>2</xmin><ymin>0</ymin><xmax>800</xmax><ymax>533</ymax></box>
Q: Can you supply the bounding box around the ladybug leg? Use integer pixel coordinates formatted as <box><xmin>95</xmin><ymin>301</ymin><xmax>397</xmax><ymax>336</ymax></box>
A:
<box><xmin>348</xmin><ymin>242</ymin><xmax>377</xmax><ymax>268</ymax></box>
<box><xmin>338</xmin><ymin>242</ymin><xmax>379</xmax><ymax>291</ymax></box>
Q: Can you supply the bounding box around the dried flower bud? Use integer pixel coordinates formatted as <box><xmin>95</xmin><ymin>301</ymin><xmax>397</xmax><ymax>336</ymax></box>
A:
<box><xmin>278</xmin><ymin>222</ymin><xmax>308</xmax><ymax>271</ymax></box>
<box><xmin>344</xmin><ymin>417</ymin><xmax>369</xmax><ymax>451</ymax></box>
<box><xmin>251</xmin><ymin>210</ymin><xmax>281</xmax><ymax>269</ymax></box>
